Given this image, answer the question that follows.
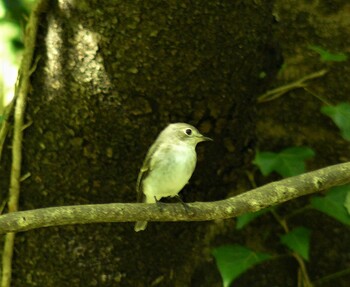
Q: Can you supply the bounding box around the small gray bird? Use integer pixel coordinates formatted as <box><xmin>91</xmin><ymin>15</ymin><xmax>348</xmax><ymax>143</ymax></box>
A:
<box><xmin>134</xmin><ymin>123</ymin><xmax>212</xmax><ymax>232</ymax></box>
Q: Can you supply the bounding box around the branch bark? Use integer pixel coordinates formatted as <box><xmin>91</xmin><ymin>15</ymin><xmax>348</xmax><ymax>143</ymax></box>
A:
<box><xmin>0</xmin><ymin>162</ymin><xmax>349</xmax><ymax>234</ymax></box>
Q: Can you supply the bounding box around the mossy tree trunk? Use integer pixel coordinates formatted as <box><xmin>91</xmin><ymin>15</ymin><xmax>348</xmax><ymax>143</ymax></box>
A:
<box><xmin>1</xmin><ymin>1</ymin><xmax>279</xmax><ymax>286</ymax></box>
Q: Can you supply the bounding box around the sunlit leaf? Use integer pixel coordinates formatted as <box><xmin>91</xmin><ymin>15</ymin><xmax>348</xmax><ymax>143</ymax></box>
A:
<box><xmin>311</xmin><ymin>184</ymin><xmax>350</xmax><ymax>226</ymax></box>
<box><xmin>280</xmin><ymin>227</ymin><xmax>311</xmax><ymax>261</ymax></box>
<box><xmin>253</xmin><ymin>147</ymin><xmax>315</xmax><ymax>178</ymax></box>
<box><xmin>212</xmin><ymin>245</ymin><xmax>271</xmax><ymax>287</ymax></box>
<box><xmin>321</xmin><ymin>103</ymin><xmax>350</xmax><ymax>141</ymax></box>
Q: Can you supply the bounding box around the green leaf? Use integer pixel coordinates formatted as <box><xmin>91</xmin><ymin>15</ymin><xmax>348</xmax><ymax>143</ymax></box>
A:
<box><xmin>253</xmin><ymin>147</ymin><xmax>315</xmax><ymax>178</ymax></box>
<box><xmin>236</xmin><ymin>209</ymin><xmax>270</xmax><ymax>230</ymax></box>
<box><xmin>311</xmin><ymin>184</ymin><xmax>350</xmax><ymax>226</ymax></box>
<box><xmin>309</xmin><ymin>45</ymin><xmax>348</xmax><ymax>62</ymax></box>
<box><xmin>278</xmin><ymin>147</ymin><xmax>315</xmax><ymax>177</ymax></box>
<box><xmin>280</xmin><ymin>227</ymin><xmax>311</xmax><ymax>261</ymax></box>
<box><xmin>253</xmin><ymin>151</ymin><xmax>278</xmax><ymax>176</ymax></box>
<box><xmin>212</xmin><ymin>245</ymin><xmax>271</xmax><ymax>287</ymax></box>
<box><xmin>321</xmin><ymin>103</ymin><xmax>350</xmax><ymax>141</ymax></box>
<box><xmin>345</xmin><ymin>191</ymin><xmax>350</xmax><ymax>215</ymax></box>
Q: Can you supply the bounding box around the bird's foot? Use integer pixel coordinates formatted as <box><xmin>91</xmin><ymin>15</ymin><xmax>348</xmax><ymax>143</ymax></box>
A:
<box><xmin>175</xmin><ymin>195</ymin><xmax>194</xmax><ymax>215</ymax></box>
<box><xmin>154</xmin><ymin>196</ymin><xmax>167</xmax><ymax>212</ymax></box>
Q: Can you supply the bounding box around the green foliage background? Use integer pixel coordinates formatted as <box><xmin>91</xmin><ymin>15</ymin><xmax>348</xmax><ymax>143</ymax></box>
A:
<box><xmin>0</xmin><ymin>0</ymin><xmax>34</xmax><ymax>114</ymax></box>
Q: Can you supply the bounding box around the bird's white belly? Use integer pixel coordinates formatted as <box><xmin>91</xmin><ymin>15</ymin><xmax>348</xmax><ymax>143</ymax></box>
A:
<box><xmin>143</xmin><ymin>147</ymin><xmax>196</xmax><ymax>200</ymax></box>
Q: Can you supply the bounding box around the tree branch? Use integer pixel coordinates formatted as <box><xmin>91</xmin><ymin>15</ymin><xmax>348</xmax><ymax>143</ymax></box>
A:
<box><xmin>257</xmin><ymin>69</ymin><xmax>328</xmax><ymax>103</ymax></box>
<box><xmin>1</xmin><ymin>1</ymin><xmax>48</xmax><ymax>287</ymax></box>
<box><xmin>0</xmin><ymin>162</ymin><xmax>349</xmax><ymax>234</ymax></box>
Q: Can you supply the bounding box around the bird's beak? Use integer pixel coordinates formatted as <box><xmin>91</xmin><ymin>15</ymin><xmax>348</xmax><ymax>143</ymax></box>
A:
<box><xmin>198</xmin><ymin>134</ymin><xmax>213</xmax><ymax>142</ymax></box>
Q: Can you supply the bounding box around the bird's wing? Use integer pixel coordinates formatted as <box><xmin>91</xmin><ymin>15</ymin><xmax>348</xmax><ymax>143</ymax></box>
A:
<box><xmin>136</xmin><ymin>142</ymin><xmax>159</xmax><ymax>202</ymax></box>
<box><xmin>136</xmin><ymin>165</ymin><xmax>148</xmax><ymax>203</ymax></box>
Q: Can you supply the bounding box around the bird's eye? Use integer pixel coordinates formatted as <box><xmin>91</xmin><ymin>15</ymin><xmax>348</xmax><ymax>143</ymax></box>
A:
<box><xmin>185</xmin><ymin>128</ymin><xmax>192</xmax><ymax>136</ymax></box>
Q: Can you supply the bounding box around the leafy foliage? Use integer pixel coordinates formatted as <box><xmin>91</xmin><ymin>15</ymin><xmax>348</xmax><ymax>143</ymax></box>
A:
<box><xmin>345</xmin><ymin>191</ymin><xmax>350</xmax><ymax>215</ymax></box>
<box><xmin>280</xmin><ymin>227</ymin><xmax>311</xmax><ymax>261</ymax></box>
<box><xmin>0</xmin><ymin>0</ymin><xmax>33</xmax><ymax>115</ymax></box>
<box><xmin>321</xmin><ymin>103</ymin><xmax>350</xmax><ymax>141</ymax></box>
<box><xmin>253</xmin><ymin>147</ymin><xmax>315</xmax><ymax>178</ymax></box>
<box><xmin>309</xmin><ymin>45</ymin><xmax>348</xmax><ymax>62</ymax></box>
<box><xmin>311</xmin><ymin>184</ymin><xmax>350</xmax><ymax>226</ymax></box>
<box><xmin>212</xmin><ymin>245</ymin><xmax>271</xmax><ymax>287</ymax></box>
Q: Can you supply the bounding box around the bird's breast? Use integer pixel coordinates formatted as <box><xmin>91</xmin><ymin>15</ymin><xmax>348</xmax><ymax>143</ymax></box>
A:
<box><xmin>143</xmin><ymin>145</ymin><xmax>197</xmax><ymax>199</ymax></box>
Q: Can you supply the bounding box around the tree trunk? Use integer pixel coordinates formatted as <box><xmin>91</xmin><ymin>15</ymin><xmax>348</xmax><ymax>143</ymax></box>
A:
<box><xmin>3</xmin><ymin>0</ymin><xmax>280</xmax><ymax>286</ymax></box>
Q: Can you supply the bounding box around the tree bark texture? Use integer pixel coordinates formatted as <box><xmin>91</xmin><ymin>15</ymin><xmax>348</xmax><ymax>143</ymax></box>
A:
<box><xmin>1</xmin><ymin>0</ymin><xmax>284</xmax><ymax>286</ymax></box>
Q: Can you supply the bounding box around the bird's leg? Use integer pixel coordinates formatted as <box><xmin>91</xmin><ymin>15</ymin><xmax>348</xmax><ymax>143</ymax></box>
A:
<box><xmin>154</xmin><ymin>196</ymin><xmax>167</xmax><ymax>212</ymax></box>
<box><xmin>174</xmin><ymin>195</ymin><xmax>193</xmax><ymax>214</ymax></box>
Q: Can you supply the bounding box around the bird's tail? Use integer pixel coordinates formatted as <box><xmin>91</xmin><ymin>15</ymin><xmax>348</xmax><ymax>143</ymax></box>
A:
<box><xmin>134</xmin><ymin>221</ymin><xmax>148</xmax><ymax>232</ymax></box>
<box><xmin>134</xmin><ymin>195</ymin><xmax>155</xmax><ymax>232</ymax></box>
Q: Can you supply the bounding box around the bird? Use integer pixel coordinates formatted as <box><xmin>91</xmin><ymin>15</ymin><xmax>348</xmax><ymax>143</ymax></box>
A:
<box><xmin>134</xmin><ymin>123</ymin><xmax>212</xmax><ymax>232</ymax></box>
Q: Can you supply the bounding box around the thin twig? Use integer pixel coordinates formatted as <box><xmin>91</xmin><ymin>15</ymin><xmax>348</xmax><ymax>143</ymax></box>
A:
<box><xmin>0</xmin><ymin>121</ymin><xmax>10</xmax><ymax>162</ymax></box>
<box><xmin>303</xmin><ymin>87</ymin><xmax>332</xmax><ymax>106</ymax></box>
<box><xmin>270</xmin><ymin>209</ymin><xmax>289</xmax><ymax>232</ymax></box>
<box><xmin>293</xmin><ymin>253</ymin><xmax>313</xmax><ymax>287</ymax></box>
<box><xmin>258</xmin><ymin>69</ymin><xmax>328</xmax><ymax>103</ymax></box>
<box><xmin>0</xmin><ymin>88</ymin><xmax>16</xmax><ymax>162</ymax></box>
<box><xmin>271</xmin><ymin>210</ymin><xmax>313</xmax><ymax>287</ymax></box>
<box><xmin>313</xmin><ymin>267</ymin><xmax>350</xmax><ymax>286</ymax></box>
<box><xmin>0</xmin><ymin>161</ymin><xmax>349</xmax><ymax>234</ymax></box>
<box><xmin>1</xmin><ymin>1</ymin><xmax>47</xmax><ymax>287</ymax></box>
